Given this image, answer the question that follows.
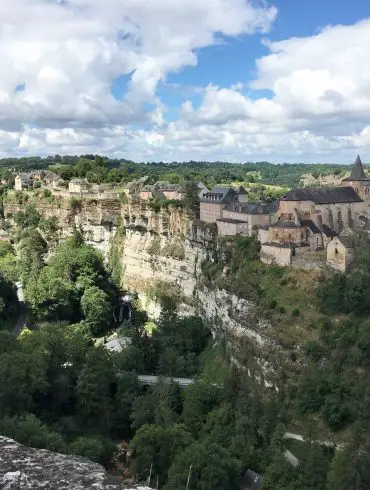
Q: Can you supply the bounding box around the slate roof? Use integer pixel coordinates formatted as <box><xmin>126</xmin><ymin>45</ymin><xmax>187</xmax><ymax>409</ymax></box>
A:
<box><xmin>283</xmin><ymin>187</ymin><xmax>363</xmax><ymax>204</ymax></box>
<box><xmin>271</xmin><ymin>220</ymin><xmax>301</xmax><ymax>228</ymax></box>
<box><xmin>217</xmin><ymin>218</ymin><xmax>248</xmax><ymax>224</ymax></box>
<box><xmin>223</xmin><ymin>201</ymin><xmax>276</xmax><ymax>215</ymax></box>
<box><xmin>301</xmin><ymin>219</ymin><xmax>321</xmax><ymax>234</ymax></box>
<box><xmin>343</xmin><ymin>155</ymin><xmax>370</xmax><ymax>181</ymax></box>
<box><xmin>200</xmin><ymin>186</ymin><xmax>237</xmax><ymax>203</ymax></box>
<box><xmin>237</xmin><ymin>185</ymin><xmax>248</xmax><ymax>195</ymax></box>
<box><xmin>322</xmin><ymin>224</ymin><xmax>338</xmax><ymax>237</ymax></box>
<box><xmin>154</xmin><ymin>181</ymin><xmax>182</xmax><ymax>191</ymax></box>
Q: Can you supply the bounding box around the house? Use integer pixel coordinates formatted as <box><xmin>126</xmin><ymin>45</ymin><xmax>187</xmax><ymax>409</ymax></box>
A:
<box><xmin>200</xmin><ymin>186</ymin><xmax>238</xmax><ymax>222</ymax></box>
<box><xmin>14</xmin><ymin>173</ymin><xmax>34</xmax><ymax>191</ymax></box>
<box><xmin>123</xmin><ymin>181</ymin><xmax>140</xmax><ymax>198</ymax></box>
<box><xmin>45</xmin><ymin>171</ymin><xmax>65</xmax><ymax>188</ymax></box>
<box><xmin>153</xmin><ymin>182</ymin><xmax>183</xmax><ymax>200</ymax></box>
<box><xmin>139</xmin><ymin>185</ymin><xmax>165</xmax><ymax>201</ymax></box>
<box><xmin>341</xmin><ymin>155</ymin><xmax>370</xmax><ymax>200</ymax></box>
<box><xmin>327</xmin><ymin>236</ymin><xmax>354</xmax><ymax>272</ymax></box>
<box><xmin>221</xmin><ymin>201</ymin><xmax>276</xmax><ymax>236</ymax></box>
<box><xmin>68</xmin><ymin>178</ymin><xmax>90</xmax><ymax>193</ymax></box>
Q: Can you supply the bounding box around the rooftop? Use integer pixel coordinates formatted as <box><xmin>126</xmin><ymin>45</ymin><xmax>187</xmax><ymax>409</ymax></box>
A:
<box><xmin>283</xmin><ymin>186</ymin><xmax>363</xmax><ymax>204</ymax></box>
<box><xmin>217</xmin><ymin>218</ymin><xmax>248</xmax><ymax>224</ymax></box>
<box><xmin>343</xmin><ymin>155</ymin><xmax>370</xmax><ymax>182</ymax></box>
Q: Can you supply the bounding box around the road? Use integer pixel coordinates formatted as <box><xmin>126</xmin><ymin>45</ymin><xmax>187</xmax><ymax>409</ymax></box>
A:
<box><xmin>137</xmin><ymin>375</ymin><xmax>195</xmax><ymax>387</ymax></box>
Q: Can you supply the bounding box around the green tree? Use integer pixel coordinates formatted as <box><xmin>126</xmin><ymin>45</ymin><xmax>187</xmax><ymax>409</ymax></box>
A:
<box><xmin>165</xmin><ymin>441</ymin><xmax>238</xmax><ymax>490</ymax></box>
<box><xmin>76</xmin><ymin>347</ymin><xmax>115</xmax><ymax>432</ymax></box>
<box><xmin>25</xmin><ymin>266</ymin><xmax>76</xmax><ymax>320</ymax></box>
<box><xmin>182</xmin><ymin>382</ymin><xmax>220</xmax><ymax>436</ymax></box>
<box><xmin>80</xmin><ymin>286</ymin><xmax>112</xmax><ymax>335</ymax></box>
<box><xmin>130</xmin><ymin>424</ymin><xmax>193</xmax><ymax>486</ymax></box>
<box><xmin>327</xmin><ymin>437</ymin><xmax>370</xmax><ymax>490</ymax></box>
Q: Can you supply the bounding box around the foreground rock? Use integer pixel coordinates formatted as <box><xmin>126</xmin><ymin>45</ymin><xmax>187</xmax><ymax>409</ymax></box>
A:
<box><xmin>0</xmin><ymin>436</ymin><xmax>150</xmax><ymax>489</ymax></box>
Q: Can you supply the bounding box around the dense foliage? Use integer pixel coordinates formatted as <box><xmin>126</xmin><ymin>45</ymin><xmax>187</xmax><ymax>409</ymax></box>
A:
<box><xmin>0</xmin><ymin>153</ymin><xmax>356</xmax><ymax>189</ymax></box>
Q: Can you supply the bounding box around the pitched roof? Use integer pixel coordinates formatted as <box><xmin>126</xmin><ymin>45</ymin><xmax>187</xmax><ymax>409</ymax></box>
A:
<box><xmin>283</xmin><ymin>187</ymin><xmax>363</xmax><ymax>204</ymax></box>
<box><xmin>336</xmin><ymin>236</ymin><xmax>354</xmax><ymax>248</ymax></box>
<box><xmin>343</xmin><ymin>155</ymin><xmax>370</xmax><ymax>181</ymax></box>
<box><xmin>217</xmin><ymin>218</ymin><xmax>248</xmax><ymax>224</ymax></box>
<box><xmin>223</xmin><ymin>201</ymin><xmax>273</xmax><ymax>215</ymax></box>
<box><xmin>322</xmin><ymin>224</ymin><xmax>338</xmax><ymax>237</ymax></box>
<box><xmin>271</xmin><ymin>220</ymin><xmax>301</xmax><ymax>229</ymax></box>
<box><xmin>237</xmin><ymin>185</ymin><xmax>248</xmax><ymax>195</ymax></box>
<box><xmin>301</xmin><ymin>219</ymin><xmax>321</xmax><ymax>234</ymax></box>
<box><xmin>200</xmin><ymin>186</ymin><xmax>237</xmax><ymax>204</ymax></box>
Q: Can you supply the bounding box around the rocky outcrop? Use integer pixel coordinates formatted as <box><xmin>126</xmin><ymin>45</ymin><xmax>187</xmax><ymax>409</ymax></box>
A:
<box><xmin>0</xmin><ymin>436</ymin><xmax>124</xmax><ymax>489</ymax></box>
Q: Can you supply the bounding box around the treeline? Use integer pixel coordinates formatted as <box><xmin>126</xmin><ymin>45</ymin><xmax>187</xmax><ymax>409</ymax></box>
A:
<box><xmin>0</xmin><ymin>153</ymin><xmax>356</xmax><ymax>188</ymax></box>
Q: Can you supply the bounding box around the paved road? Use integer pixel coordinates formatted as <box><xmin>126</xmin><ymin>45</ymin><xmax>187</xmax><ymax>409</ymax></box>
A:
<box><xmin>137</xmin><ymin>375</ymin><xmax>195</xmax><ymax>387</ymax></box>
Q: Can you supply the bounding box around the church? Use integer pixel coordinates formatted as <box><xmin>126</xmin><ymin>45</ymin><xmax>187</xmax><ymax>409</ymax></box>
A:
<box><xmin>260</xmin><ymin>156</ymin><xmax>369</xmax><ymax>269</ymax></box>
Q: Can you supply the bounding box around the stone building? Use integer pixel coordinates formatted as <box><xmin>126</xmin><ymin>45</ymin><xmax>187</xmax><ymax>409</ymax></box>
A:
<box><xmin>341</xmin><ymin>155</ymin><xmax>370</xmax><ymax>200</ymax></box>
<box><xmin>326</xmin><ymin>236</ymin><xmax>354</xmax><ymax>272</ymax></box>
<box><xmin>278</xmin><ymin>186</ymin><xmax>363</xmax><ymax>234</ymax></box>
<box><xmin>216</xmin><ymin>217</ymin><xmax>249</xmax><ymax>236</ymax></box>
<box><xmin>68</xmin><ymin>178</ymin><xmax>90</xmax><ymax>193</ymax></box>
<box><xmin>14</xmin><ymin>173</ymin><xmax>34</xmax><ymax>191</ymax></box>
<box><xmin>200</xmin><ymin>186</ymin><xmax>238</xmax><ymax>223</ymax></box>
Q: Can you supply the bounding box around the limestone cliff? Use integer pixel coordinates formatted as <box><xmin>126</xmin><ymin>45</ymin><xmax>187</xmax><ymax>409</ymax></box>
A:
<box><xmin>3</xmin><ymin>193</ymin><xmax>121</xmax><ymax>256</ymax></box>
<box><xmin>0</xmin><ymin>436</ymin><xmax>127</xmax><ymax>489</ymax></box>
<box><xmin>3</xmin><ymin>194</ymin><xmax>295</xmax><ymax>387</ymax></box>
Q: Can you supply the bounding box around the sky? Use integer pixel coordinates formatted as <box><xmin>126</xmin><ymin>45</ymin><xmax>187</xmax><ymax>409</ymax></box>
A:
<box><xmin>0</xmin><ymin>0</ymin><xmax>370</xmax><ymax>163</ymax></box>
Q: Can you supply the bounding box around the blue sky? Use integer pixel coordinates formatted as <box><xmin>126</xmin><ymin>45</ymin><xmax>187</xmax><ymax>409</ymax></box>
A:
<box><xmin>1</xmin><ymin>0</ymin><xmax>370</xmax><ymax>162</ymax></box>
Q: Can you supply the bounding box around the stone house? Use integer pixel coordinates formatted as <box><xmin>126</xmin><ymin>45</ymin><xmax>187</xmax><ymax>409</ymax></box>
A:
<box><xmin>222</xmin><ymin>201</ymin><xmax>275</xmax><ymax>236</ymax></box>
<box><xmin>326</xmin><ymin>236</ymin><xmax>354</xmax><ymax>272</ymax></box>
<box><xmin>200</xmin><ymin>186</ymin><xmax>238</xmax><ymax>223</ymax></box>
<box><xmin>44</xmin><ymin>171</ymin><xmax>64</xmax><ymax>188</ymax></box>
<box><xmin>153</xmin><ymin>182</ymin><xmax>183</xmax><ymax>200</ymax></box>
<box><xmin>68</xmin><ymin>178</ymin><xmax>90</xmax><ymax>193</ymax></box>
<box><xmin>14</xmin><ymin>173</ymin><xmax>34</xmax><ymax>191</ymax></box>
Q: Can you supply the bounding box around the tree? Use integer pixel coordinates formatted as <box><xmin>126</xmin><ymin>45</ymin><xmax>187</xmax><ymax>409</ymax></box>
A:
<box><xmin>80</xmin><ymin>286</ymin><xmax>112</xmax><ymax>335</ymax></box>
<box><xmin>165</xmin><ymin>441</ymin><xmax>238</xmax><ymax>490</ymax></box>
<box><xmin>76</xmin><ymin>347</ymin><xmax>115</xmax><ymax>432</ymax></box>
<box><xmin>130</xmin><ymin>424</ymin><xmax>193</xmax><ymax>486</ymax></box>
<box><xmin>0</xmin><ymin>414</ymin><xmax>66</xmax><ymax>453</ymax></box>
<box><xmin>25</xmin><ymin>266</ymin><xmax>76</xmax><ymax>320</ymax></box>
<box><xmin>182</xmin><ymin>382</ymin><xmax>220</xmax><ymax>436</ymax></box>
<box><xmin>327</xmin><ymin>436</ymin><xmax>370</xmax><ymax>490</ymax></box>
<box><xmin>183</xmin><ymin>181</ymin><xmax>200</xmax><ymax>218</ymax></box>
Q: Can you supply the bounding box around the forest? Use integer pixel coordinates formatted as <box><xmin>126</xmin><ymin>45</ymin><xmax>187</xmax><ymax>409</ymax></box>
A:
<box><xmin>0</xmin><ymin>153</ymin><xmax>354</xmax><ymax>189</ymax></box>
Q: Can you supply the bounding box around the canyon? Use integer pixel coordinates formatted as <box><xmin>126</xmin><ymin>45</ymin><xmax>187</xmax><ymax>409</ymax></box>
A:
<box><xmin>3</xmin><ymin>193</ymin><xmax>296</xmax><ymax>387</ymax></box>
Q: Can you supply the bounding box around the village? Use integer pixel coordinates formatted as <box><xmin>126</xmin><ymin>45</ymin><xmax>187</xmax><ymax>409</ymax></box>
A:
<box><xmin>11</xmin><ymin>155</ymin><xmax>370</xmax><ymax>273</ymax></box>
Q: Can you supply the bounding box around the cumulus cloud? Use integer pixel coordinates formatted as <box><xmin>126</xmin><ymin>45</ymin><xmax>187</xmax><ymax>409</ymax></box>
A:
<box><xmin>0</xmin><ymin>0</ymin><xmax>276</xmax><ymax>131</ymax></box>
<box><xmin>1</xmin><ymin>3</ymin><xmax>370</xmax><ymax>162</ymax></box>
<box><xmin>171</xmin><ymin>19</ymin><xmax>370</xmax><ymax>162</ymax></box>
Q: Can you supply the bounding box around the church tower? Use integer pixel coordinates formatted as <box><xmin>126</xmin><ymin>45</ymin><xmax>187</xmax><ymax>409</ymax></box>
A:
<box><xmin>341</xmin><ymin>155</ymin><xmax>370</xmax><ymax>199</ymax></box>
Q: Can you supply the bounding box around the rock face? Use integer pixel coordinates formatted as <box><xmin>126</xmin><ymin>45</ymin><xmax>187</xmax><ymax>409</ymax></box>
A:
<box><xmin>0</xmin><ymin>436</ymin><xmax>123</xmax><ymax>489</ymax></box>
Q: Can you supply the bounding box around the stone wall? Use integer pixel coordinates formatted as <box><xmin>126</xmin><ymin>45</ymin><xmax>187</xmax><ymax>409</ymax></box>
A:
<box><xmin>260</xmin><ymin>244</ymin><xmax>292</xmax><ymax>267</ymax></box>
<box><xmin>291</xmin><ymin>247</ymin><xmax>326</xmax><ymax>270</ymax></box>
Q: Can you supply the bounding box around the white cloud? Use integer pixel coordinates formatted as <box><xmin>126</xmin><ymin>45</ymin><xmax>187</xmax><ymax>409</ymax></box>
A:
<box><xmin>0</xmin><ymin>0</ymin><xmax>276</xmax><ymax>132</ymax></box>
<box><xmin>1</xmin><ymin>3</ymin><xmax>370</xmax><ymax>163</ymax></box>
